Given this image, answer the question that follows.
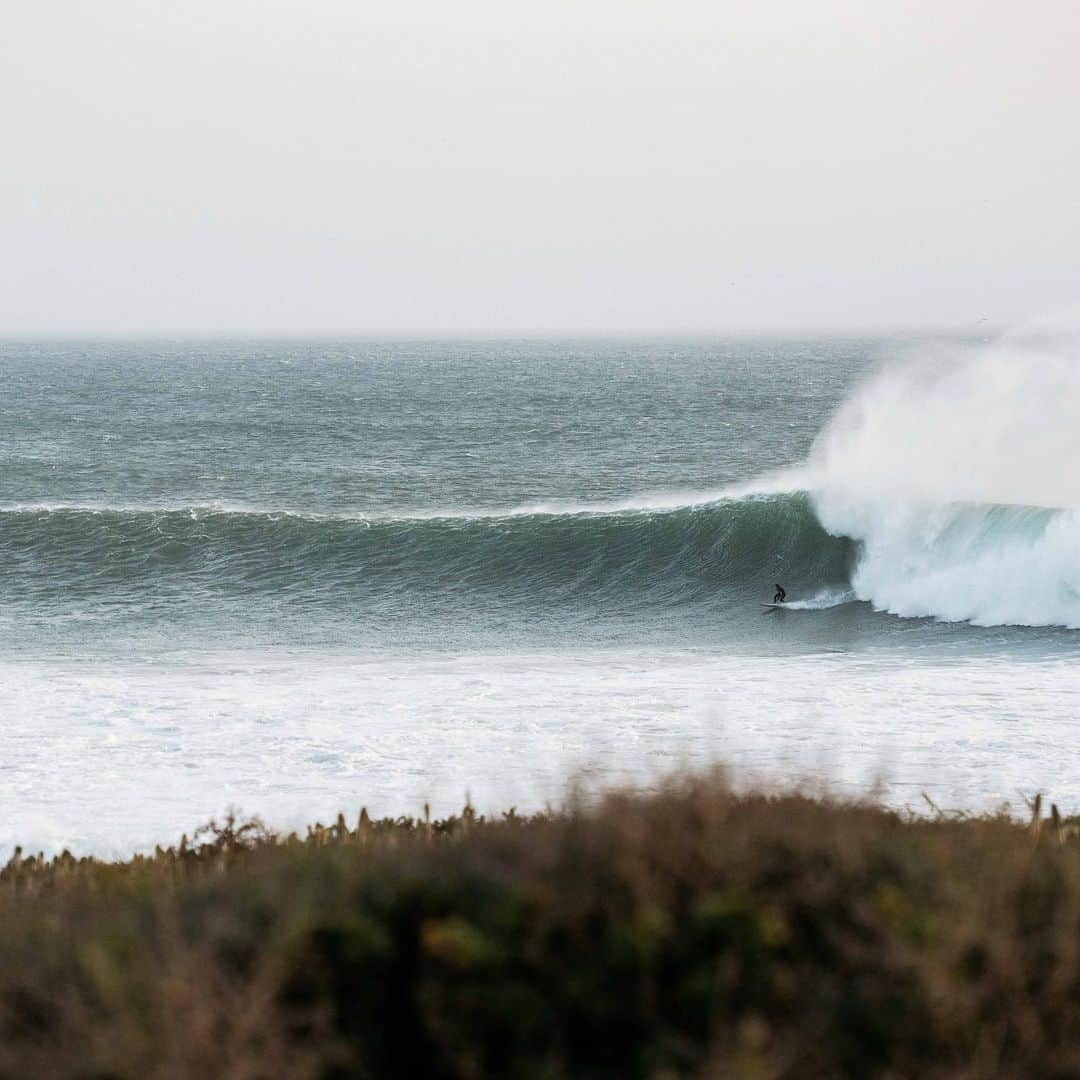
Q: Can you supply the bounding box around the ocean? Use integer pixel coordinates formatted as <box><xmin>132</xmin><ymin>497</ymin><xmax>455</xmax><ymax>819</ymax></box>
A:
<box><xmin>3</xmin><ymin>336</ymin><xmax>1079</xmax><ymax>856</ymax></box>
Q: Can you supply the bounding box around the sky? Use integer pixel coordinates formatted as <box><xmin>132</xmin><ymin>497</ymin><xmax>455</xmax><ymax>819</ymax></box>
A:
<box><xmin>2</xmin><ymin>0</ymin><xmax>1078</xmax><ymax>335</ymax></box>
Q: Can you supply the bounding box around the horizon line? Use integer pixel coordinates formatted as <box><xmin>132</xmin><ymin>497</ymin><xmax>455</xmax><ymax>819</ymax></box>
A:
<box><xmin>0</xmin><ymin>324</ymin><xmax>1004</xmax><ymax>343</ymax></box>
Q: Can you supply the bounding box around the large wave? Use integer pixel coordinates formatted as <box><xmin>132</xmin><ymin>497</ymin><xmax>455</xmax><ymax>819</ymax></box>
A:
<box><xmin>7</xmin><ymin>332</ymin><xmax>1077</xmax><ymax>630</ymax></box>
<box><xmin>806</xmin><ymin>331</ymin><xmax>1080</xmax><ymax>628</ymax></box>
<box><xmin>0</xmin><ymin>491</ymin><xmax>850</xmax><ymax>613</ymax></box>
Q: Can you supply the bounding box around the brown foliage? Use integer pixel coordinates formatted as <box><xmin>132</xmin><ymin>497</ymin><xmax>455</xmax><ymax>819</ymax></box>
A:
<box><xmin>0</xmin><ymin>774</ymin><xmax>1079</xmax><ymax>1076</ymax></box>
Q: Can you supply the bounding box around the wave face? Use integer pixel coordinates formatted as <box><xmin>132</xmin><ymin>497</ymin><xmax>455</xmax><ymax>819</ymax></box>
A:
<box><xmin>0</xmin><ymin>492</ymin><xmax>852</xmax><ymax>619</ymax></box>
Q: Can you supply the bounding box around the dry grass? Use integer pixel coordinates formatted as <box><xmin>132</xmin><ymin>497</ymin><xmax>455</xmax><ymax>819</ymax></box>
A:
<box><xmin>2</xmin><ymin>772</ymin><xmax>1080</xmax><ymax>1077</ymax></box>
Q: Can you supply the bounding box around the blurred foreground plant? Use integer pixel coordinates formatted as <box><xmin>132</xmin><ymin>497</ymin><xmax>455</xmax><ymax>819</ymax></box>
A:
<box><xmin>1</xmin><ymin>772</ymin><xmax>1080</xmax><ymax>1077</ymax></box>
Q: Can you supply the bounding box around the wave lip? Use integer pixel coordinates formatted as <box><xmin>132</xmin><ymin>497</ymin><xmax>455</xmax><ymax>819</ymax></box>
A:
<box><xmin>0</xmin><ymin>469</ymin><xmax>812</xmax><ymax>525</ymax></box>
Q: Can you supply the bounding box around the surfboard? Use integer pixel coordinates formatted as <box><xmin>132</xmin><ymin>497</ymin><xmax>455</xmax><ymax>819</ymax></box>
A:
<box><xmin>762</xmin><ymin>602</ymin><xmax>786</xmax><ymax>610</ymax></box>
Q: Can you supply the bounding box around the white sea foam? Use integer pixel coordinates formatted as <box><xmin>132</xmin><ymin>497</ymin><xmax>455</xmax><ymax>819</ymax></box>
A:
<box><xmin>3</xmin><ymin>646</ymin><xmax>1080</xmax><ymax>858</ymax></box>
<box><xmin>806</xmin><ymin>332</ymin><xmax>1080</xmax><ymax>628</ymax></box>
<box><xmin>781</xmin><ymin>587</ymin><xmax>855</xmax><ymax>611</ymax></box>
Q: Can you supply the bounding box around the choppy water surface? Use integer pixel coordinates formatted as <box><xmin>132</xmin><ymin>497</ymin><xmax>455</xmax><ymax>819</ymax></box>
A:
<box><xmin>2</xmin><ymin>338</ymin><xmax>1079</xmax><ymax>854</ymax></box>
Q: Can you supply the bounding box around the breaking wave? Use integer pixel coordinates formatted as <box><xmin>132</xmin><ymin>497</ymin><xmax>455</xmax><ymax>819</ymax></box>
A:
<box><xmin>815</xmin><ymin>495</ymin><xmax>1080</xmax><ymax>627</ymax></box>
<box><xmin>807</xmin><ymin>331</ymin><xmax>1080</xmax><ymax>628</ymax></box>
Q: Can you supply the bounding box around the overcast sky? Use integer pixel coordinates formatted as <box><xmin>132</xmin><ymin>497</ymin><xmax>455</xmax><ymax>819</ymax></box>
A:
<box><xmin>2</xmin><ymin>1</ymin><xmax>1078</xmax><ymax>335</ymax></box>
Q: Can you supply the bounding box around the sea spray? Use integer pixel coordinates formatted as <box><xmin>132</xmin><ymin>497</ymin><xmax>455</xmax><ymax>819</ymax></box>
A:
<box><xmin>809</xmin><ymin>333</ymin><xmax>1080</xmax><ymax>509</ymax></box>
<box><xmin>807</xmin><ymin>333</ymin><xmax>1080</xmax><ymax>626</ymax></box>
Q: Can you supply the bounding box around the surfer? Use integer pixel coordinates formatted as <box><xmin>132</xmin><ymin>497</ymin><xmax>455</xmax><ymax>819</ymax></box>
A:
<box><xmin>773</xmin><ymin>584</ymin><xmax>787</xmax><ymax>603</ymax></box>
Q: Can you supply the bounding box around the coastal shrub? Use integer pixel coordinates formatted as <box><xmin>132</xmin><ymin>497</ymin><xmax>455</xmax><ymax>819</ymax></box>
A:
<box><xmin>0</xmin><ymin>776</ymin><xmax>1079</xmax><ymax>1076</ymax></box>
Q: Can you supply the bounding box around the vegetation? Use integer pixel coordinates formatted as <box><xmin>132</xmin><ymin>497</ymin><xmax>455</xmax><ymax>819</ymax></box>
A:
<box><xmin>3</xmin><ymin>774</ymin><xmax>1080</xmax><ymax>1077</ymax></box>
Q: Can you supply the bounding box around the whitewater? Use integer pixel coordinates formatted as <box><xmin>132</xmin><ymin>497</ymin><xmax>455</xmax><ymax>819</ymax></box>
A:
<box><xmin>1</xmin><ymin>336</ymin><xmax>1079</xmax><ymax>856</ymax></box>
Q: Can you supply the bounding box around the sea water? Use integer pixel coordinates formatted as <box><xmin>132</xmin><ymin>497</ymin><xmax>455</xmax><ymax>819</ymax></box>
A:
<box><xmin>2</xmin><ymin>336</ymin><xmax>1079</xmax><ymax>855</ymax></box>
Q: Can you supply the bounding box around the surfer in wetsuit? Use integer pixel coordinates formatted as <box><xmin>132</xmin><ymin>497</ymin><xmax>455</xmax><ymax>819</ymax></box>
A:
<box><xmin>773</xmin><ymin>584</ymin><xmax>787</xmax><ymax>603</ymax></box>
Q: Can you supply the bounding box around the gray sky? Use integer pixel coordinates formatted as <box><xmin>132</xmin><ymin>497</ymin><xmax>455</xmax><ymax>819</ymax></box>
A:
<box><xmin>3</xmin><ymin>0</ymin><xmax>1078</xmax><ymax>335</ymax></box>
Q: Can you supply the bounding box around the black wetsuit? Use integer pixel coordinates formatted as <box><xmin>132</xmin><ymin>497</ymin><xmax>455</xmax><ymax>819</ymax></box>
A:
<box><xmin>773</xmin><ymin>585</ymin><xmax>786</xmax><ymax>603</ymax></box>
